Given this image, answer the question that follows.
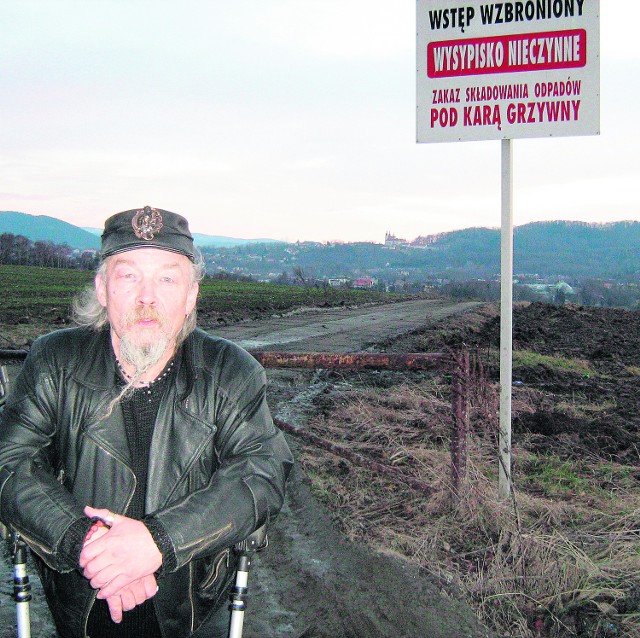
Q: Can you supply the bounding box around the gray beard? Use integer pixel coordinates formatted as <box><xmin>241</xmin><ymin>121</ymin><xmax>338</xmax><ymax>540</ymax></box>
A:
<box><xmin>119</xmin><ymin>333</ymin><xmax>170</xmax><ymax>376</ymax></box>
<box><xmin>102</xmin><ymin>333</ymin><xmax>172</xmax><ymax>420</ymax></box>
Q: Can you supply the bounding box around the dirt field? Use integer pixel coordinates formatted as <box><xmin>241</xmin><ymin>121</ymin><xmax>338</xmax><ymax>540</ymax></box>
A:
<box><xmin>3</xmin><ymin>299</ymin><xmax>639</xmax><ymax>637</ymax></box>
<box><xmin>0</xmin><ymin>299</ymin><xmax>492</xmax><ymax>638</ymax></box>
<box><xmin>392</xmin><ymin>302</ymin><xmax>640</xmax><ymax>466</ymax></box>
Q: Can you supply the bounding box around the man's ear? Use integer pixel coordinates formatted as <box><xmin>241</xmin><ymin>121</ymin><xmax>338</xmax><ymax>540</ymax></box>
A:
<box><xmin>186</xmin><ymin>282</ymin><xmax>199</xmax><ymax>315</ymax></box>
<box><xmin>95</xmin><ymin>271</ymin><xmax>108</xmax><ymax>308</ymax></box>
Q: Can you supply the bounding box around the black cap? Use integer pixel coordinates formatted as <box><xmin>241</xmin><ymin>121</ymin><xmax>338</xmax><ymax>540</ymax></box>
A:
<box><xmin>101</xmin><ymin>206</ymin><xmax>195</xmax><ymax>261</ymax></box>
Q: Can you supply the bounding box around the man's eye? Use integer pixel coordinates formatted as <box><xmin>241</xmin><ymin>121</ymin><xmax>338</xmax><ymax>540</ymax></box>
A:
<box><xmin>114</xmin><ymin>272</ymin><xmax>136</xmax><ymax>282</ymax></box>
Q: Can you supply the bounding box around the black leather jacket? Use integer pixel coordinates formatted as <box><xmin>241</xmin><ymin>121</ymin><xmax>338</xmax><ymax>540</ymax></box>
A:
<box><xmin>0</xmin><ymin>327</ymin><xmax>293</xmax><ymax>637</ymax></box>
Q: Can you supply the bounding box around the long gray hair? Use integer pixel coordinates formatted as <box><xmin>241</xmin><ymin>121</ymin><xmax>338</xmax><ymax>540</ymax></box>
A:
<box><xmin>72</xmin><ymin>248</ymin><xmax>205</xmax><ymax>346</ymax></box>
<box><xmin>73</xmin><ymin>250</ymin><xmax>205</xmax><ymax>416</ymax></box>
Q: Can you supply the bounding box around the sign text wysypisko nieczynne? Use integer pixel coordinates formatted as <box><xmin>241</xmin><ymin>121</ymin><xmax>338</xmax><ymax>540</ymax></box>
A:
<box><xmin>416</xmin><ymin>0</ymin><xmax>600</xmax><ymax>143</ymax></box>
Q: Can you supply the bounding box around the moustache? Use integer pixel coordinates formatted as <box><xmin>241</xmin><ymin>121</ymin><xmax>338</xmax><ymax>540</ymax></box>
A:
<box><xmin>123</xmin><ymin>308</ymin><xmax>167</xmax><ymax>329</ymax></box>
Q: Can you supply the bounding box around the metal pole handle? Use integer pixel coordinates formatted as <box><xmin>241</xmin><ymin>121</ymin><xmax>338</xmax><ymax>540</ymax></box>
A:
<box><xmin>228</xmin><ymin>525</ymin><xmax>268</xmax><ymax>638</ymax></box>
<box><xmin>2</xmin><ymin>366</ymin><xmax>31</xmax><ymax>638</ymax></box>
<box><xmin>13</xmin><ymin>533</ymin><xmax>32</xmax><ymax>638</ymax></box>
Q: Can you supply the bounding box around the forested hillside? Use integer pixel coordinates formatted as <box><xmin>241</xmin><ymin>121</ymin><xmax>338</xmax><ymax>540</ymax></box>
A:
<box><xmin>0</xmin><ymin>211</ymin><xmax>100</xmax><ymax>250</ymax></box>
<box><xmin>203</xmin><ymin>221</ymin><xmax>640</xmax><ymax>282</ymax></box>
<box><xmin>2</xmin><ymin>214</ymin><xmax>638</xmax><ymax>286</ymax></box>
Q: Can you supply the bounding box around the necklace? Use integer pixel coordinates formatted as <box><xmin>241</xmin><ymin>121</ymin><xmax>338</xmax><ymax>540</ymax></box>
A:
<box><xmin>116</xmin><ymin>358</ymin><xmax>175</xmax><ymax>391</ymax></box>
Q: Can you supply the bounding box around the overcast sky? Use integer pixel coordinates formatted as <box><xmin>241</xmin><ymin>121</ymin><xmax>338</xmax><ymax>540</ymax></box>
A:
<box><xmin>1</xmin><ymin>1</ymin><xmax>637</xmax><ymax>243</ymax></box>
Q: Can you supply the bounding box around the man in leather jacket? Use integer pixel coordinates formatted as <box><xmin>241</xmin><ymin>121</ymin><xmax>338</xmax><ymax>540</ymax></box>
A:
<box><xmin>0</xmin><ymin>206</ymin><xmax>294</xmax><ymax>638</ymax></box>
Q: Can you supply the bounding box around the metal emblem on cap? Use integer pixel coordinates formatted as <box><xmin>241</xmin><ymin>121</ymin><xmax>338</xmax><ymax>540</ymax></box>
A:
<box><xmin>132</xmin><ymin>206</ymin><xmax>163</xmax><ymax>240</ymax></box>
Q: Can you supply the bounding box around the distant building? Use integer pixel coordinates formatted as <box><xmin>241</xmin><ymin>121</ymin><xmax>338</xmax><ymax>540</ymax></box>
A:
<box><xmin>384</xmin><ymin>232</ymin><xmax>407</xmax><ymax>248</ymax></box>
<box><xmin>522</xmin><ymin>281</ymin><xmax>576</xmax><ymax>302</ymax></box>
<box><xmin>385</xmin><ymin>232</ymin><xmax>445</xmax><ymax>248</ymax></box>
<box><xmin>352</xmin><ymin>277</ymin><xmax>376</xmax><ymax>289</ymax></box>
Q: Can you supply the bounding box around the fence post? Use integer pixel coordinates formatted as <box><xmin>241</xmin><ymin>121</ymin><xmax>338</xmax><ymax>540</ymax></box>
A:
<box><xmin>450</xmin><ymin>350</ymin><xmax>470</xmax><ymax>501</ymax></box>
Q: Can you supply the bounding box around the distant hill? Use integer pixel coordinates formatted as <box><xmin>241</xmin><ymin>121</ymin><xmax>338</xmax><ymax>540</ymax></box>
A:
<box><xmin>203</xmin><ymin>220</ymin><xmax>640</xmax><ymax>282</ymax></box>
<box><xmin>3</xmin><ymin>212</ymin><xmax>639</xmax><ymax>281</ymax></box>
<box><xmin>412</xmin><ymin>220</ymin><xmax>640</xmax><ymax>278</ymax></box>
<box><xmin>1</xmin><ymin>212</ymin><xmax>278</xmax><ymax>250</ymax></box>
<box><xmin>81</xmin><ymin>227</ymin><xmax>279</xmax><ymax>248</ymax></box>
<box><xmin>192</xmin><ymin>233</ymin><xmax>280</xmax><ymax>248</ymax></box>
<box><xmin>0</xmin><ymin>212</ymin><xmax>100</xmax><ymax>250</ymax></box>
<box><xmin>513</xmin><ymin>221</ymin><xmax>640</xmax><ymax>278</ymax></box>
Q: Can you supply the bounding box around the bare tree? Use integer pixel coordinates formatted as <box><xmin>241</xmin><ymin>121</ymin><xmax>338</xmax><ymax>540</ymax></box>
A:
<box><xmin>292</xmin><ymin>265</ymin><xmax>307</xmax><ymax>285</ymax></box>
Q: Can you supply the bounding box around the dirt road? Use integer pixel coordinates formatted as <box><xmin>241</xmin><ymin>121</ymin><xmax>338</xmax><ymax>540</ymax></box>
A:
<box><xmin>215</xmin><ymin>298</ymin><xmax>491</xmax><ymax>638</ymax></box>
<box><xmin>1</xmin><ymin>298</ymin><xmax>490</xmax><ymax>638</ymax></box>
<box><xmin>211</xmin><ymin>299</ymin><xmax>480</xmax><ymax>353</ymax></box>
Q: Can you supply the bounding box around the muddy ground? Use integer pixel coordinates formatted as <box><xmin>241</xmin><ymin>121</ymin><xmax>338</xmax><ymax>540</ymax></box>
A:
<box><xmin>2</xmin><ymin>300</ymin><xmax>639</xmax><ymax>637</ymax></box>
<box><xmin>391</xmin><ymin>301</ymin><xmax>640</xmax><ymax>466</ymax></box>
<box><xmin>0</xmin><ymin>299</ymin><xmax>492</xmax><ymax>638</ymax></box>
<box><xmin>211</xmin><ymin>299</ymin><xmax>481</xmax><ymax>353</ymax></box>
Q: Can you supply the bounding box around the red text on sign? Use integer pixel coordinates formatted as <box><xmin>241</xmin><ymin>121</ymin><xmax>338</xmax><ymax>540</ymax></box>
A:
<box><xmin>427</xmin><ymin>29</ymin><xmax>586</xmax><ymax>78</ymax></box>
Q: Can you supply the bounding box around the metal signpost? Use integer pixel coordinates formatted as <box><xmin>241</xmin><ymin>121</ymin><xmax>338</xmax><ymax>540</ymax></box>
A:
<box><xmin>417</xmin><ymin>0</ymin><xmax>600</xmax><ymax>497</ymax></box>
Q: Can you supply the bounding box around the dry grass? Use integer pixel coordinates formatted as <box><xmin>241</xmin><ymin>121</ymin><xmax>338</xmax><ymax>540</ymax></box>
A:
<box><xmin>513</xmin><ymin>350</ymin><xmax>594</xmax><ymax>376</ymax></box>
<box><xmin>297</xmin><ymin>375</ymin><xmax>640</xmax><ymax>638</ymax></box>
<box><xmin>0</xmin><ymin>320</ymin><xmax>54</xmax><ymax>348</ymax></box>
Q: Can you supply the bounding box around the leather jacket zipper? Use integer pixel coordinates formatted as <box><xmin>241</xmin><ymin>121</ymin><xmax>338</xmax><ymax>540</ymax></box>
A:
<box><xmin>81</xmin><ymin>589</ymin><xmax>98</xmax><ymax>638</ymax></box>
<box><xmin>199</xmin><ymin>548</ymin><xmax>230</xmax><ymax>591</ymax></box>
<box><xmin>11</xmin><ymin>527</ymin><xmax>53</xmax><ymax>562</ymax></box>
<box><xmin>83</xmin><ymin>430</ymin><xmax>134</xmax><ymax>471</ymax></box>
<box><xmin>80</xmin><ymin>433</ymin><xmax>137</xmax><ymax>630</ymax></box>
